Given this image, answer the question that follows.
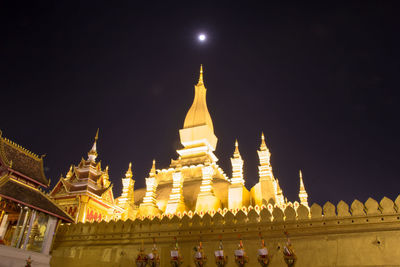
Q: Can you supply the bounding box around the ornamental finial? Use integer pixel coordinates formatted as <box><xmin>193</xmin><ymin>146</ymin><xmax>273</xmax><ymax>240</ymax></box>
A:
<box><xmin>125</xmin><ymin>162</ymin><xmax>133</xmax><ymax>178</ymax></box>
<box><xmin>260</xmin><ymin>131</ymin><xmax>267</xmax><ymax>150</ymax></box>
<box><xmin>197</xmin><ymin>64</ymin><xmax>204</xmax><ymax>86</ymax></box>
<box><xmin>66</xmin><ymin>165</ymin><xmax>73</xmax><ymax>178</ymax></box>
<box><xmin>299</xmin><ymin>170</ymin><xmax>305</xmax><ymax>190</ymax></box>
<box><xmin>234</xmin><ymin>139</ymin><xmax>240</xmax><ymax>156</ymax></box>
<box><xmin>149</xmin><ymin>159</ymin><xmax>156</xmax><ymax>177</ymax></box>
<box><xmin>88</xmin><ymin>129</ymin><xmax>99</xmax><ymax>161</ymax></box>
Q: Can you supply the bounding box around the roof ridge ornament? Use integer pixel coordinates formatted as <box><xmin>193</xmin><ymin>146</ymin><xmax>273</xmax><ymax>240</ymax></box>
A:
<box><xmin>88</xmin><ymin>129</ymin><xmax>99</xmax><ymax>162</ymax></box>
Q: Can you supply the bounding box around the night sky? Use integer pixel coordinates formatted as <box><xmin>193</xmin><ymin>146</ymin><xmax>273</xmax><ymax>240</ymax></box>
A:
<box><xmin>1</xmin><ymin>2</ymin><xmax>399</xmax><ymax>206</ymax></box>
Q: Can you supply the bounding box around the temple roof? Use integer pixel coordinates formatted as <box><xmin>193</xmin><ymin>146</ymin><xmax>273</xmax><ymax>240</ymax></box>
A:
<box><xmin>51</xmin><ymin>177</ymin><xmax>112</xmax><ymax>200</ymax></box>
<box><xmin>50</xmin><ymin>134</ymin><xmax>115</xmax><ymax>206</ymax></box>
<box><xmin>0</xmin><ymin>131</ymin><xmax>49</xmax><ymax>187</ymax></box>
<box><xmin>0</xmin><ymin>175</ymin><xmax>73</xmax><ymax>222</ymax></box>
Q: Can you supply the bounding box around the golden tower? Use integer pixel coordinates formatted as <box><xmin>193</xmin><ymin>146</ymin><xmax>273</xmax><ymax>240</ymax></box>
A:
<box><xmin>116</xmin><ymin>163</ymin><xmax>137</xmax><ymax>220</ymax></box>
<box><xmin>257</xmin><ymin>132</ymin><xmax>277</xmax><ymax>204</ymax></box>
<box><xmin>298</xmin><ymin>170</ymin><xmax>309</xmax><ymax>207</ymax></box>
<box><xmin>228</xmin><ymin>140</ymin><xmax>248</xmax><ymax>210</ymax></box>
<box><xmin>139</xmin><ymin>160</ymin><xmax>161</xmax><ymax>216</ymax></box>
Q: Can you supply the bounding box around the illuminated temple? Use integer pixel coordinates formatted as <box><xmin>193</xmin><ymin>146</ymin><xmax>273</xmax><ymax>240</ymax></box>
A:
<box><xmin>134</xmin><ymin>66</ymin><xmax>309</xmax><ymax>217</ymax></box>
<box><xmin>50</xmin><ymin>66</ymin><xmax>309</xmax><ymax>223</ymax></box>
<box><xmin>36</xmin><ymin>67</ymin><xmax>400</xmax><ymax>267</ymax></box>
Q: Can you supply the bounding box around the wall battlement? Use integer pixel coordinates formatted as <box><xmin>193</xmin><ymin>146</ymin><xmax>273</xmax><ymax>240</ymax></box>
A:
<box><xmin>51</xmin><ymin>195</ymin><xmax>400</xmax><ymax>267</ymax></box>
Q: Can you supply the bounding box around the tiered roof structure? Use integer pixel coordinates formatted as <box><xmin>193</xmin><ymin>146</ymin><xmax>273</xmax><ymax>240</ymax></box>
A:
<box><xmin>50</xmin><ymin>130</ymin><xmax>124</xmax><ymax>222</ymax></box>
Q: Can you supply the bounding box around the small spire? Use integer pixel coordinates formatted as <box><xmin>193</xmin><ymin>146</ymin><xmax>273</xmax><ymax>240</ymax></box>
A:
<box><xmin>233</xmin><ymin>139</ymin><xmax>240</xmax><ymax>157</ymax></box>
<box><xmin>298</xmin><ymin>169</ymin><xmax>309</xmax><ymax>207</ymax></box>
<box><xmin>88</xmin><ymin>130</ymin><xmax>99</xmax><ymax>161</ymax></box>
<box><xmin>125</xmin><ymin>162</ymin><xmax>133</xmax><ymax>178</ymax></box>
<box><xmin>260</xmin><ymin>131</ymin><xmax>267</xmax><ymax>150</ymax></box>
<box><xmin>95</xmin><ymin>128</ymin><xmax>99</xmax><ymax>141</ymax></box>
<box><xmin>149</xmin><ymin>159</ymin><xmax>156</xmax><ymax>177</ymax></box>
<box><xmin>299</xmin><ymin>170</ymin><xmax>305</xmax><ymax>190</ymax></box>
<box><xmin>66</xmin><ymin>165</ymin><xmax>73</xmax><ymax>178</ymax></box>
<box><xmin>197</xmin><ymin>64</ymin><xmax>204</xmax><ymax>86</ymax></box>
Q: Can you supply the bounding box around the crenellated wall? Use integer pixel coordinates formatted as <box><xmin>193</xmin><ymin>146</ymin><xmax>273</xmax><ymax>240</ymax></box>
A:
<box><xmin>51</xmin><ymin>196</ymin><xmax>400</xmax><ymax>267</ymax></box>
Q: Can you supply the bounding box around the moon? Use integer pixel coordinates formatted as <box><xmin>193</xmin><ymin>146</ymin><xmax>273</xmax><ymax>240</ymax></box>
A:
<box><xmin>198</xmin><ymin>34</ymin><xmax>206</xmax><ymax>42</ymax></box>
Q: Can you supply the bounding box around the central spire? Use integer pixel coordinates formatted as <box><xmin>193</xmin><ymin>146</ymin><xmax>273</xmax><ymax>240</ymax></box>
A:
<box><xmin>178</xmin><ymin>66</ymin><xmax>218</xmax><ymax>165</ymax></box>
<box><xmin>183</xmin><ymin>65</ymin><xmax>214</xmax><ymax>132</ymax></box>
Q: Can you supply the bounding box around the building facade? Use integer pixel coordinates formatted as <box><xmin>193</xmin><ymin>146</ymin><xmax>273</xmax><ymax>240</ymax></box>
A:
<box><xmin>0</xmin><ymin>131</ymin><xmax>73</xmax><ymax>266</ymax></box>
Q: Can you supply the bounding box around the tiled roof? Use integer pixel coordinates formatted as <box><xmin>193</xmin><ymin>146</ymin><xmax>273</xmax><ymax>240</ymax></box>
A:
<box><xmin>0</xmin><ymin>176</ymin><xmax>73</xmax><ymax>222</ymax></box>
<box><xmin>0</xmin><ymin>133</ymin><xmax>49</xmax><ymax>186</ymax></box>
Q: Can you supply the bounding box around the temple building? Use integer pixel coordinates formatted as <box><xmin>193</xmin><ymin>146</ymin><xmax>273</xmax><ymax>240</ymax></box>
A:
<box><xmin>50</xmin><ymin>66</ymin><xmax>309</xmax><ymax>222</ymax></box>
<box><xmin>134</xmin><ymin>66</ymin><xmax>309</xmax><ymax>218</ymax></box>
<box><xmin>0</xmin><ymin>131</ymin><xmax>73</xmax><ymax>266</ymax></box>
<box><xmin>49</xmin><ymin>130</ymin><xmax>129</xmax><ymax>222</ymax></box>
<box><xmin>49</xmin><ymin>67</ymin><xmax>400</xmax><ymax>267</ymax></box>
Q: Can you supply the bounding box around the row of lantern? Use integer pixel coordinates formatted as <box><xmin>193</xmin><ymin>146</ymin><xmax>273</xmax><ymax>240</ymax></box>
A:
<box><xmin>135</xmin><ymin>233</ymin><xmax>297</xmax><ymax>267</ymax></box>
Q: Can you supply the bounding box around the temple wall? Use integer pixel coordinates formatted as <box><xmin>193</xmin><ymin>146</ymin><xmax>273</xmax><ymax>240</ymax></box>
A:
<box><xmin>51</xmin><ymin>196</ymin><xmax>400</xmax><ymax>267</ymax></box>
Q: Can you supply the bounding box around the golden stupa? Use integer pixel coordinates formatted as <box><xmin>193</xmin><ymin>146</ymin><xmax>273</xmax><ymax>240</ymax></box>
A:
<box><xmin>134</xmin><ymin>65</ymin><xmax>308</xmax><ymax>218</ymax></box>
<box><xmin>50</xmin><ymin>66</ymin><xmax>308</xmax><ymax>222</ymax></box>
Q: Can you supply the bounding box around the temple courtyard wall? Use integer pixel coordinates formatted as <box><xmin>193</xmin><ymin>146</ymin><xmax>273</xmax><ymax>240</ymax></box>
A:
<box><xmin>51</xmin><ymin>196</ymin><xmax>400</xmax><ymax>267</ymax></box>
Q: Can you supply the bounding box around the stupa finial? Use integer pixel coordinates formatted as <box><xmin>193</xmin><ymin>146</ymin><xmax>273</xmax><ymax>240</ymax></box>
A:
<box><xmin>299</xmin><ymin>170</ymin><xmax>306</xmax><ymax>191</ymax></box>
<box><xmin>234</xmin><ymin>139</ymin><xmax>240</xmax><ymax>156</ymax></box>
<box><xmin>149</xmin><ymin>159</ymin><xmax>156</xmax><ymax>177</ymax></box>
<box><xmin>197</xmin><ymin>64</ymin><xmax>204</xmax><ymax>86</ymax></box>
<box><xmin>125</xmin><ymin>162</ymin><xmax>133</xmax><ymax>178</ymax></box>
<box><xmin>260</xmin><ymin>131</ymin><xmax>267</xmax><ymax>150</ymax></box>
